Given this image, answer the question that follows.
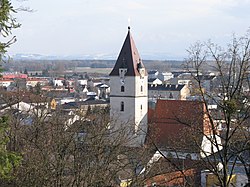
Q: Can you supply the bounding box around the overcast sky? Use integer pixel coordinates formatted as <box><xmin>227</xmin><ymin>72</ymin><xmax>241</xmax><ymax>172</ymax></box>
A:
<box><xmin>8</xmin><ymin>0</ymin><xmax>250</xmax><ymax>60</ymax></box>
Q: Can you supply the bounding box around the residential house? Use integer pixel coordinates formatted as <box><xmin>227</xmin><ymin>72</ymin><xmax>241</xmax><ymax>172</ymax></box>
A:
<box><xmin>0</xmin><ymin>91</ymin><xmax>50</xmax><ymax>116</ymax></box>
<box><xmin>88</xmin><ymin>78</ymin><xmax>103</xmax><ymax>88</ymax></box>
<box><xmin>148</xmin><ymin>70</ymin><xmax>159</xmax><ymax>79</ymax></box>
<box><xmin>148</xmin><ymin>99</ymin><xmax>221</xmax><ymax>157</ymax></box>
<box><xmin>148</xmin><ymin>84</ymin><xmax>190</xmax><ymax>100</ymax></box>
<box><xmin>1</xmin><ymin>72</ymin><xmax>28</xmax><ymax>79</ymax></box>
<box><xmin>61</xmin><ymin>99</ymin><xmax>109</xmax><ymax>116</ymax></box>
<box><xmin>143</xmin><ymin>151</ymin><xmax>201</xmax><ymax>186</ymax></box>
<box><xmin>78</xmin><ymin>79</ymin><xmax>88</xmax><ymax>86</ymax></box>
<box><xmin>58</xmin><ymin>97</ymin><xmax>76</xmax><ymax>105</ymax></box>
<box><xmin>52</xmin><ymin>78</ymin><xmax>64</xmax><ymax>87</ymax></box>
<box><xmin>27</xmin><ymin>70</ymin><xmax>43</xmax><ymax>76</ymax></box>
<box><xmin>26</xmin><ymin>77</ymin><xmax>49</xmax><ymax>87</ymax></box>
<box><xmin>158</xmin><ymin>72</ymin><xmax>173</xmax><ymax>82</ymax></box>
<box><xmin>7</xmin><ymin>78</ymin><xmax>27</xmax><ymax>91</ymax></box>
<box><xmin>170</xmin><ymin>72</ymin><xmax>193</xmax><ymax>85</ymax></box>
<box><xmin>0</xmin><ymin>78</ymin><xmax>14</xmax><ymax>88</ymax></box>
<box><xmin>148</xmin><ymin>78</ymin><xmax>162</xmax><ymax>85</ymax></box>
<box><xmin>95</xmin><ymin>83</ymin><xmax>110</xmax><ymax>99</ymax></box>
<box><xmin>201</xmin><ymin>166</ymin><xmax>248</xmax><ymax>187</ymax></box>
<box><xmin>197</xmin><ymin>74</ymin><xmax>216</xmax><ymax>93</ymax></box>
<box><xmin>144</xmin><ymin>99</ymin><xmax>222</xmax><ymax>186</ymax></box>
<box><xmin>66</xmin><ymin>79</ymin><xmax>76</xmax><ymax>87</ymax></box>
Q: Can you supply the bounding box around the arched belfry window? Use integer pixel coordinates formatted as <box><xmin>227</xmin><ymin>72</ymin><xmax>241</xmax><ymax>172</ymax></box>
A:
<box><xmin>120</xmin><ymin>101</ymin><xmax>124</xmax><ymax>111</ymax></box>
<box><xmin>121</xmin><ymin>85</ymin><xmax>125</xmax><ymax>92</ymax></box>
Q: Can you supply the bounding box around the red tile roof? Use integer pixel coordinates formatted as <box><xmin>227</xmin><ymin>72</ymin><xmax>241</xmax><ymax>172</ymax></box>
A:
<box><xmin>27</xmin><ymin>78</ymin><xmax>47</xmax><ymax>81</ymax></box>
<box><xmin>145</xmin><ymin>167</ymin><xmax>199</xmax><ymax>187</ymax></box>
<box><xmin>148</xmin><ymin>100</ymin><xmax>208</xmax><ymax>152</ymax></box>
<box><xmin>0</xmin><ymin>78</ymin><xmax>13</xmax><ymax>82</ymax></box>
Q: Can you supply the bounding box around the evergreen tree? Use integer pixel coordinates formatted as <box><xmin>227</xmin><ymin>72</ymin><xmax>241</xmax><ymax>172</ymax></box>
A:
<box><xmin>0</xmin><ymin>116</ymin><xmax>21</xmax><ymax>179</ymax></box>
<box><xmin>0</xmin><ymin>0</ymin><xmax>20</xmax><ymax>62</ymax></box>
<box><xmin>0</xmin><ymin>0</ymin><xmax>22</xmax><ymax>180</ymax></box>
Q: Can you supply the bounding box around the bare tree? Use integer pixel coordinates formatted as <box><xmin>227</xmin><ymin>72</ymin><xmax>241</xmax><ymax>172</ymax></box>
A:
<box><xmin>183</xmin><ymin>31</ymin><xmax>250</xmax><ymax>187</ymax></box>
<box><xmin>0</xmin><ymin>93</ymin><xmax>153</xmax><ymax>186</ymax></box>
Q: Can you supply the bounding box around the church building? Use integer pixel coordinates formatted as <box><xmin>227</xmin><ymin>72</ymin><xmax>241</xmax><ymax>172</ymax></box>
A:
<box><xmin>109</xmin><ymin>27</ymin><xmax>148</xmax><ymax>147</ymax></box>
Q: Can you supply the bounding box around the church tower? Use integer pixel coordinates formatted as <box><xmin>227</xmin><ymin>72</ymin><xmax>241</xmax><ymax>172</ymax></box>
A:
<box><xmin>109</xmin><ymin>27</ymin><xmax>148</xmax><ymax>147</ymax></box>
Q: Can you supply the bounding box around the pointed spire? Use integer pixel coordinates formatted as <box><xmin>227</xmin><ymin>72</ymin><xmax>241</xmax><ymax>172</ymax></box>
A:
<box><xmin>109</xmin><ymin>27</ymin><xmax>147</xmax><ymax>76</ymax></box>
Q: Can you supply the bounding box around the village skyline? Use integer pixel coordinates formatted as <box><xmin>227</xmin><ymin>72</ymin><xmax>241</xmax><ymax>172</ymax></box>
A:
<box><xmin>9</xmin><ymin>0</ymin><xmax>250</xmax><ymax>60</ymax></box>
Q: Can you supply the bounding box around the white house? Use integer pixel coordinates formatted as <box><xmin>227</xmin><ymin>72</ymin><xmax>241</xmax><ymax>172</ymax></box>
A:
<box><xmin>53</xmin><ymin>78</ymin><xmax>64</xmax><ymax>87</ymax></box>
<box><xmin>26</xmin><ymin>78</ymin><xmax>48</xmax><ymax>87</ymax></box>
<box><xmin>170</xmin><ymin>73</ymin><xmax>192</xmax><ymax>85</ymax></box>
<box><xmin>148</xmin><ymin>70</ymin><xmax>159</xmax><ymax>79</ymax></box>
<box><xmin>78</xmin><ymin>79</ymin><xmax>88</xmax><ymax>86</ymax></box>
<box><xmin>148</xmin><ymin>84</ymin><xmax>190</xmax><ymax>100</ymax></box>
<box><xmin>148</xmin><ymin>78</ymin><xmax>162</xmax><ymax>85</ymax></box>
<box><xmin>0</xmin><ymin>79</ymin><xmax>13</xmax><ymax>88</ymax></box>
<box><xmin>158</xmin><ymin>72</ymin><xmax>173</xmax><ymax>82</ymax></box>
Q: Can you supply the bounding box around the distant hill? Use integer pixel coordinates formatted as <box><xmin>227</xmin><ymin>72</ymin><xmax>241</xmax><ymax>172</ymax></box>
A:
<box><xmin>10</xmin><ymin>52</ymin><xmax>185</xmax><ymax>61</ymax></box>
<box><xmin>4</xmin><ymin>58</ymin><xmax>185</xmax><ymax>74</ymax></box>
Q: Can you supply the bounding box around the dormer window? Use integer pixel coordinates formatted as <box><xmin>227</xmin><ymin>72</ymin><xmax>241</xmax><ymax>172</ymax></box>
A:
<box><xmin>137</xmin><ymin>59</ymin><xmax>145</xmax><ymax>78</ymax></box>
<box><xmin>119</xmin><ymin>68</ymin><xmax>127</xmax><ymax>79</ymax></box>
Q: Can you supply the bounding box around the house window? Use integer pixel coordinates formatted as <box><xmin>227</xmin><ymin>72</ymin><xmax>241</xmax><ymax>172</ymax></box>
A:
<box><xmin>167</xmin><ymin>152</ymin><xmax>173</xmax><ymax>158</ymax></box>
<box><xmin>121</xmin><ymin>85</ymin><xmax>125</xmax><ymax>92</ymax></box>
<box><xmin>186</xmin><ymin>154</ymin><xmax>192</xmax><ymax>160</ymax></box>
<box><xmin>169</xmin><ymin>92</ymin><xmax>173</xmax><ymax>99</ymax></box>
<box><xmin>120</xmin><ymin>101</ymin><xmax>124</xmax><ymax>111</ymax></box>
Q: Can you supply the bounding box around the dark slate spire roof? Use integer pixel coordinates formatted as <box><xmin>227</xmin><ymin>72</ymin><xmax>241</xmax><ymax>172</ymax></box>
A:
<box><xmin>109</xmin><ymin>27</ymin><xmax>147</xmax><ymax>76</ymax></box>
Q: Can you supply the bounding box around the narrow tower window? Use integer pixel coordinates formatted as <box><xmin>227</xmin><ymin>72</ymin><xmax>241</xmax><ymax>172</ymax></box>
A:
<box><xmin>141</xmin><ymin>85</ymin><xmax>143</xmax><ymax>92</ymax></box>
<box><xmin>120</xmin><ymin>101</ymin><xmax>124</xmax><ymax>111</ymax></box>
<box><xmin>121</xmin><ymin>85</ymin><xmax>125</xmax><ymax>92</ymax></box>
<box><xmin>169</xmin><ymin>92</ymin><xmax>173</xmax><ymax>99</ymax></box>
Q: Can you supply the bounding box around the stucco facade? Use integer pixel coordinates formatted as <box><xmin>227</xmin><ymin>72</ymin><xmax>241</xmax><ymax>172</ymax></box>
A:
<box><xmin>109</xmin><ymin>28</ymin><xmax>148</xmax><ymax>146</ymax></box>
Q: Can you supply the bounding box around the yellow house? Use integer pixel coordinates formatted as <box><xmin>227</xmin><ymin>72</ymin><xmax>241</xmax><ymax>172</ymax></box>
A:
<box><xmin>206</xmin><ymin>174</ymin><xmax>236</xmax><ymax>187</ymax></box>
<box><xmin>50</xmin><ymin>99</ymin><xmax>57</xmax><ymax>110</ymax></box>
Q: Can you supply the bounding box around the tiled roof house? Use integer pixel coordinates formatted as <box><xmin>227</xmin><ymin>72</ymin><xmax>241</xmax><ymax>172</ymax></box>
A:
<box><xmin>148</xmin><ymin>99</ymin><xmax>219</xmax><ymax>157</ymax></box>
<box><xmin>143</xmin><ymin>99</ymin><xmax>221</xmax><ymax>186</ymax></box>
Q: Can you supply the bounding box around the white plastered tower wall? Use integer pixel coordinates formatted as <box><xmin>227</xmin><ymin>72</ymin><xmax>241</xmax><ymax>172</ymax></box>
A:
<box><xmin>109</xmin><ymin>27</ymin><xmax>148</xmax><ymax>147</ymax></box>
<box><xmin>109</xmin><ymin>76</ymin><xmax>148</xmax><ymax>143</ymax></box>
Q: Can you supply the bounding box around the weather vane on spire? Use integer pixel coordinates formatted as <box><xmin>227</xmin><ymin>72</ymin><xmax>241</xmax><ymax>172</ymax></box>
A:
<box><xmin>128</xmin><ymin>17</ymin><xmax>131</xmax><ymax>30</ymax></box>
